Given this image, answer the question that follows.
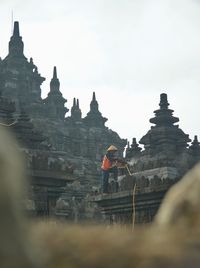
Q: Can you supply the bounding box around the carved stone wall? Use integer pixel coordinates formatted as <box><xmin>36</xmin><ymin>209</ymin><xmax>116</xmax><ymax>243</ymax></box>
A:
<box><xmin>0</xmin><ymin>21</ymin><xmax>126</xmax><ymax>218</ymax></box>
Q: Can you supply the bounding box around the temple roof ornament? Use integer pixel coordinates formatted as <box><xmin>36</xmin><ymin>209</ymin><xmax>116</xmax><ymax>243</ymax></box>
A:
<box><xmin>90</xmin><ymin>92</ymin><xmax>99</xmax><ymax>112</ymax></box>
<box><xmin>50</xmin><ymin>66</ymin><xmax>60</xmax><ymax>93</ymax></box>
<box><xmin>70</xmin><ymin>98</ymin><xmax>82</xmax><ymax>121</ymax></box>
<box><xmin>140</xmin><ymin>93</ymin><xmax>191</xmax><ymax>154</ymax></box>
<box><xmin>125</xmin><ymin>138</ymin><xmax>142</xmax><ymax>159</ymax></box>
<box><xmin>7</xmin><ymin>21</ymin><xmax>25</xmax><ymax>59</ymax></box>
<box><xmin>189</xmin><ymin>135</ymin><xmax>200</xmax><ymax>156</ymax></box>
<box><xmin>44</xmin><ymin>66</ymin><xmax>68</xmax><ymax>120</ymax></box>
<box><xmin>83</xmin><ymin>92</ymin><xmax>107</xmax><ymax>128</ymax></box>
<box><xmin>149</xmin><ymin>93</ymin><xmax>179</xmax><ymax>126</ymax></box>
<box><xmin>1</xmin><ymin>21</ymin><xmax>45</xmax><ymax>108</ymax></box>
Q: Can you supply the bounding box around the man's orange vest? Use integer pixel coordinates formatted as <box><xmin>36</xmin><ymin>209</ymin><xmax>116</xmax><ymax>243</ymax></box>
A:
<box><xmin>101</xmin><ymin>155</ymin><xmax>112</xmax><ymax>170</ymax></box>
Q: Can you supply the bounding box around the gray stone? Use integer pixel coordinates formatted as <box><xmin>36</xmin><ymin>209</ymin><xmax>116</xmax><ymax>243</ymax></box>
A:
<box><xmin>155</xmin><ymin>163</ymin><xmax>200</xmax><ymax>227</ymax></box>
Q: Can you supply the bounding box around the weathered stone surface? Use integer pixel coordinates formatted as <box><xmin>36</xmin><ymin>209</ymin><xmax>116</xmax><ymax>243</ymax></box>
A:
<box><xmin>1</xmin><ymin>22</ymin><xmax>45</xmax><ymax>114</ymax></box>
<box><xmin>123</xmin><ymin>167</ymin><xmax>178</xmax><ymax>181</ymax></box>
<box><xmin>2</xmin><ymin>20</ymin><xmax>200</xmax><ymax>226</ymax></box>
<box><xmin>125</xmin><ymin>138</ymin><xmax>142</xmax><ymax>160</ymax></box>
<box><xmin>0</xmin><ymin>125</ymin><xmax>200</xmax><ymax>268</ymax></box>
<box><xmin>12</xmin><ymin>107</ymin><xmax>48</xmax><ymax>150</ymax></box>
<box><xmin>95</xmin><ymin>93</ymin><xmax>200</xmax><ymax>225</ymax></box>
<box><xmin>140</xmin><ymin>93</ymin><xmax>191</xmax><ymax>155</ymax></box>
<box><xmin>155</xmin><ymin>163</ymin><xmax>200</xmax><ymax>227</ymax></box>
<box><xmin>33</xmin><ymin>163</ymin><xmax>200</xmax><ymax>268</ymax></box>
<box><xmin>0</xmin><ymin>21</ymin><xmax>126</xmax><ymax>218</ymax></box>
<box><xmin>0</xmin><ymin>126</ymin><xmax>37</xmax><ymax>268</ymax></box>
<box><xmin>43</xmin><ymin>66</ymin><xmax>68</xmax><ymax>120</ymax></box>
<box><xmin>1</xmin><ymin>29</ymin><xmax>200</xmax><ymax>266</ymax></box>
<box><xmin>83</xmin><ymin>92</ymin><xmax>108</xmax><ymax>128</ymax></box>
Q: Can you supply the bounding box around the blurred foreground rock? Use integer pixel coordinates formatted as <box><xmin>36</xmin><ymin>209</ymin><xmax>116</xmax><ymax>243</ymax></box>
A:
<box><xmin>0</xmin><ymin>125</ymin><xmax>200</xmax><ymax>268</ymax></box>
<box><xmin>155</xmin><ymin>163</ymin><xmax>200</xmax><ymax>227</ymax></box>
<box><xmin>0</xmin><ymin>127</ymin><xmax>39</xmax><ymax>268</ymax></box>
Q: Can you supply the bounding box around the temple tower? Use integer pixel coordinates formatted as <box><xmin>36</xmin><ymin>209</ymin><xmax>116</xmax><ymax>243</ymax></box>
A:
<box><xmin>83</xmin><ymin>92</ymin><xmax>107</xmax><ymax>128</ymax></box>
<box><xmin>140</xmin><ymin>93</ymin><xmax>191</xmax><ymax>155</ymax></box>
<box><xmin>125</xmin><ymin>138</ymin><xmax>142</xmax><ymax>159</ymax></box>
<box><xmin>1</xmin><ymin>21</ymin><xmax>45</xmax><ymax>108</ymax></box>
<box><xmin>189</xmin><ymin>135</ymin><xmax>200</xmax><ymax>156</ymax></box>
<box><xmin>69</xmin><ymin>98</ymin><xmax>82</xmax><ymax>123</ymax></box>
<box><xmin>44</xmin><ymin>66</ymin><xmax>68</xmax><ymax>120</ymax></box>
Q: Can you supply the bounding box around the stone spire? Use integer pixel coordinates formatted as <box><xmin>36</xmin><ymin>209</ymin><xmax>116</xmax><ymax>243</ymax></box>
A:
<box><xmin>1</xmin><ymin>21</ymin><xmax>45</xmax><ymax>110</ymax></box>
<box><xmin>90</xmin><ymin>92</ymin><xmax>98</xmax><ymax>112</ymax></box>
<box><xmin>50</xmin><ymin>66</ymin><xmax>60</xmax><ymax>92</ymax></box>
<box><xmin>8</xmin><ymin>21</ymin><xmax>25</xmax><ymax>58</ymax></box>
<box><xmin>125</xmin><ymin>138</ymin><xmax>142</xmax><ymax>159</ymax></box>
<box><xmin>189</xmin><ymin>135</ymin><xmax>200</xmax><ymax>156</ymax></box>
<box><xmin>70</xmin><ymin>98</ymin><xmax>82</xmax><ymax>121</ymax></box>
<box><xmin>72</xmin><ymin>97</ymin><xmax>76</xmax><ymax>109</ymax></box>
<box><xmin>44</xmin><ymin>66</ymin><xmax>68</xmax><ymax>120</ymax></box>
<box><xmin>149</xmin><ymin>93</ymin><xmax>179</xmax><ymax>126</ymax></box>
<box><xmin>140</xmin><ymin>93</ymin><xmax>191</xmax><ymax>154</ymax></box>
<box><xmin>83</xmin><ymin>92</ymin><xmax>107</xmax><ymax>128</ymax></box>
<box><xmin>77</xmin><ymin>99</ymin><xmax>80</xmax><ymax>109</ymax></box>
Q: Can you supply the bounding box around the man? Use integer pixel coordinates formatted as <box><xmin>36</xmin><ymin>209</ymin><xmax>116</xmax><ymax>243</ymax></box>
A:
<box><xmin>101</xmin><ymin>145</ymin><xmax>119</xmax><ymax>193</ymax></box>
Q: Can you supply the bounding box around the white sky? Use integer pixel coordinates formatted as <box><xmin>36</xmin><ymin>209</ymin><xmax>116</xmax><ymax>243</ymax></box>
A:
<box><xmin>0</xmin><ymin>0</ymin><xmax>200</xmax><ymax>144</ymax></box>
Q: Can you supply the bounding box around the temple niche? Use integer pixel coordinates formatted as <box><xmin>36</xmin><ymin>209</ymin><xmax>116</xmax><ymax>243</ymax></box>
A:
<box><xmin>94</xmin><ymin>93</ymin><xmax>200</xmax><ymax>225</ymax></box>
<box><xmin>0</xmin><ymin>21</ymin><xmax>126</xmax><ymax>218</ymax></box>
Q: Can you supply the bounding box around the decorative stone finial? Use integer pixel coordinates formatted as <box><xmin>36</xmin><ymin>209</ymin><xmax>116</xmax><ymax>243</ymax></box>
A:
<box><xmin>90</xmin><ymin>91</ymin><xmax>99</xmax><ymax>112</ymax></box>
<box><xmin>125</xmin><ymin>137</ymin><xmax>141</xmax><ymax>159</ymax></box>
<box><xmin>83</xmin><ymin>92</ymin><xmax>107</xmax><ymax>127</ymax></box>
<box><xmin>190</xmin><ymin>135</ymin><xmax>200</xmax><ymax>149</ymax></box>
<box><xmin>70</xmin><ymin>98</ymin><xmax>81</xmax><ymax>121</ymax></box>
<box><xmin>13</xmin><ymin>21</ymin><xmax>20</xmax><ymax>37</ymax></box>
<box><xmin>77</xmin><ymin>99</ymin><xmax>80</xmax><ymax>109</ymax></box>
<box><xmin>159</xmin><ymin>93</ymin><xmax>169</xmax><ymax>109</ymax></box>
<box><xmin>8</xmin><ymin>21</ymin><xmax>24</xmax><ymax>56</ymax></box>
<box><xmin>140</xmin><ymin>94</ymin><xmax>191</xmax><ymax>154</ymax></box>
<box><xmin>92</xmin><ymin>92</ymin><xmax>96</xmax><ymax>101</ymax></box>
<box><xmin>73</xmin><ymin>98</ymin><xmax>76</xmax><ymax>107</ymax></box>
<box><xmin>53</xmin><ymin>66</ymin><xmax>57</xmax><ymax>79</ymax></box>
<box><xmin>189</xmin><ymin>135</ymin><xmax>200</xmax><ymax>156</ymax></box>
<box><xmin>50</xmin><ymin>66</ymin><xmax>60</xmax><ymax>92</ymax></box>
<box><xmin>149</xmin><ymin>93</ymin><xmax>179</xmax><ymax>126</ymax></box>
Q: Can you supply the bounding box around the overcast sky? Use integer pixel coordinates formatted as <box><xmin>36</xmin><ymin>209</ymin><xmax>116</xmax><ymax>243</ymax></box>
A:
<box><xmin>0</xmin><ymin>0</ymin><xmax>200</xmax><ymax>144</ymax></box>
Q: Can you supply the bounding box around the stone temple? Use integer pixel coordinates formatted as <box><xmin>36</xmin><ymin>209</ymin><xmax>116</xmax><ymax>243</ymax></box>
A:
<box><xmin>0</xmin><ymin>21</ymin><xmax>126</xmax><ymax>218</ymax></box>
<box><xmin>94</xmin><ymin>93</ymin><xmax>200</xmax><ymax>224</ymax></box>
<box><xmin>0</xmin><ymin>21</ymin><xmax>199</xmax><ymax>223</ymax></box>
